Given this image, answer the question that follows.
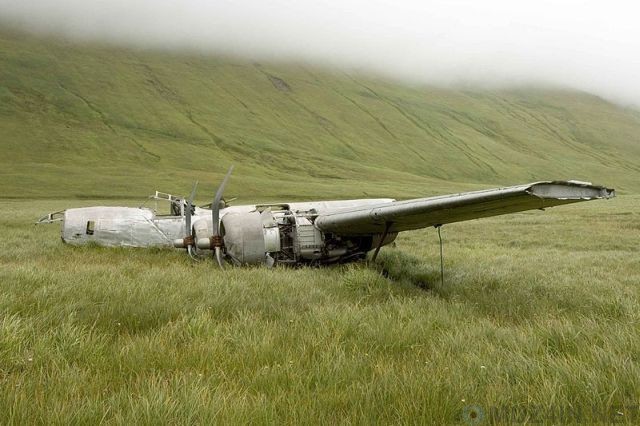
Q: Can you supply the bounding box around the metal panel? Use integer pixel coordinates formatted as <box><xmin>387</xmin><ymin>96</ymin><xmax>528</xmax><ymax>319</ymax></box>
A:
<box><xmin>314</xmin><ymin>181</ymin><xmax>615</xmax><ymax>235</ymax></box>
<box><xmin>62</xmin><ymin>206</ymin><xmax>174</xmax><ymax>247</ymax></box>
<box><xmin>294</xmin><ymin>216</ymin><xmax>324</xmax><ymax>260</ymax></box>
<box><xmin>221</xmin><ymin>212</ymin><xmax>267</xmax><ymax>264</ymax></box>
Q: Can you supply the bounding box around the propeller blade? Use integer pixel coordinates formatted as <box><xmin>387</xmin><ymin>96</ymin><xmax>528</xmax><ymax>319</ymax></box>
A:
<box><xmin>185</xmin><ymin>181</ymin><xmax>198</xmax><ymax>238</ymax></box>
<box><xmin>212</xmin><ymin>166</ymin><xmax>234</xmax><ymax>237</ymax></box>
<box><xmin>210</xmin><ymin>166</ymin><xmax>233</xmax><ymax>267</ymax></box>
<box><xmin>184</xmin><ymin>181</ymin><xmax>198</xmax><ymax>256</ymax></box>
<box><xmin>214</xmin><ymin>247</ymin><xmax>224</xmax><ymax>268</ymax></box>
<box><xmin>188</xmin><ymin>181</ymin><xmax>199</xmax><ymax>204</ymax></box>
<box><xmin>185</xmin><ymin>199</ymin><xmax>192</xmax><ymax>235</ymax></box>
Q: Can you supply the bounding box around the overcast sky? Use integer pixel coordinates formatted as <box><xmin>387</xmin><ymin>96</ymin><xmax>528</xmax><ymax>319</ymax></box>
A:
<box><xmin>2</xmin><ymin>0</ymin><xmax>639</xmax><ymax>105</ymax></box>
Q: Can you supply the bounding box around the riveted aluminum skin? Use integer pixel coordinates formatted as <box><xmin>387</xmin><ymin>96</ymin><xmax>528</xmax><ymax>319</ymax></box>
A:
<box><xmin>314</xmin><ymin>181</ymin><xmax>615</xmax><ymax>235</ymax></box>
<box><xmin>221</xmin><ymin>212</ymin><xmax>267</xmax><ymax>265</ymax></box>
<box><xmin>61</xmin><ymin>206</ymin><xmax>184</xmax><ymax>247</ymax></box>
<box><xmin>37</xmin><ymin>180</ymin><xmax>615</xmax><ymax>266</ymax></box>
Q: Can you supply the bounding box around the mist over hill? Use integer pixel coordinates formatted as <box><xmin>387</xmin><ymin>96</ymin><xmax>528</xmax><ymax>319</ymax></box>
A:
<box><xmin>3</xmin><ymin>0</ymin><xmax>640</xmax><ymax>107</ymax></box>
<box><xmin>1</xmin><ymin>29</ymin><xmax>638</xmax><ymax>200</ymax></box>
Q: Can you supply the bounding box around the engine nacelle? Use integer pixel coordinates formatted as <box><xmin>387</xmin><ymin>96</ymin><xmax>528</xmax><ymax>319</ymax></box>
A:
<box><xmin>194</xmin><ymin>209</ymin><xmax>396</xmax><ymax>266</ymax></box>
<box><xmin>220</xmin><ymin>211</ymin><xmax>280</xmax><ymax>265</ymax></box>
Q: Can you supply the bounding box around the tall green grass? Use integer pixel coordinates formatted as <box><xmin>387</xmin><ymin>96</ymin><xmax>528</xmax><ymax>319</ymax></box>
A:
<box><xmin>1</xmin><ymin>26</ymin><xmax>639</xmax><ymax>424</ymax></box>
<box><xmin>0</xmin><ymin>197</ymin><xmax>637</xmax><ymax>423</ymax></box>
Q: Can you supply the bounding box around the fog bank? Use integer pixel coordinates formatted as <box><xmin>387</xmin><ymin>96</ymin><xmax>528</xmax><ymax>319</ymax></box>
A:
<box><xmin>1</xmin><ymin>0</ymin><xmax>639</xmax><ymax>105</ymax></box>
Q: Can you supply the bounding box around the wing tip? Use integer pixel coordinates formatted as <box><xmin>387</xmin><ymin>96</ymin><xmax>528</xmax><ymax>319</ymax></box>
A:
<box><xmin>529</xmin><ymin>180</ymin><xmax>615</xmax><ymax>200</ymax></box>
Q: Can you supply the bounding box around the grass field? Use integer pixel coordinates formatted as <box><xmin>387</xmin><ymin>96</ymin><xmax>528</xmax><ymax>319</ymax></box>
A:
<box><xmin>1</xmin><ymin>27</ymin><xmax>640</xmax><ymax>424</ymax></box>
<box><xmin>0</xmin><ymin>196</ymin><xmax>638</xmax><ymax>423</ymax></box>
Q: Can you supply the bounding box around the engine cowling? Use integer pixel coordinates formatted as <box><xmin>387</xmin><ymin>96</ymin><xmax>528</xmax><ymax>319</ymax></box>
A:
<box><xmin>220</xmin><ymin>211</ymin><xmax>280</xmax><ymax>265</ymax></box>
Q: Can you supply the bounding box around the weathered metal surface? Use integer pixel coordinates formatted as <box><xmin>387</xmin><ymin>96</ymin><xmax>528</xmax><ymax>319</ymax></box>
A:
<box><xmin>314</xmin><ymin>181</ymin><xmax>615</xmax><ymax>235</ymax></box>
<box><xmin>36</xmin><ymin>210</ymin><xmax>65</xmax><ymax>224</ymax></box>
<box><xmin>37</xmin><ymin>180</ymin><xmax>614</xmax><ymax>266</ymax></box>
<box><xmin>221</xmin><ymin>211</ymin><xmax>267</xmax><ymax>265</ymax></box>
<box><xmin>294</xmin><ymin>215</ymin><xmax>324</xmax><ymax>260</ymax></box>
<box><xmin>60</xmin><ymin>206</ymin><xmax>184</xmax><ymax>247</ymax></box>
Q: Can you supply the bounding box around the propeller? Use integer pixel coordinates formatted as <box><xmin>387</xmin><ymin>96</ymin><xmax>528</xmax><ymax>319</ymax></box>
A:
<box><xmin>184</xmin><ymin>181</ymin><xmax>198</xmax><ymax>258</ymax></box>
<box><xmin>210</xmin><ymin>166</ymin><xmax>234</xmax><ymax>267</ymax></box>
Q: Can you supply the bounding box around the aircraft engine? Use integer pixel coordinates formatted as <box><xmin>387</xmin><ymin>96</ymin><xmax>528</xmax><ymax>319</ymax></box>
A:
<box><xmin>219</xmin><ymin>211</ymin><xmax>280</xmax><ymax>265</ymax></box>
<box><xmin>194</xmin><ymin>208</ymin><xmax>395</xmax><ymax>266</ymax></box>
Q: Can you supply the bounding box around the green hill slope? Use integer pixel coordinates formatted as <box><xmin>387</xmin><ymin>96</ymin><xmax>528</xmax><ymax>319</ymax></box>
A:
<box><xmin>2</xmin><ymin>29</ymin><xmax>640</xmax><ymax>423</ymax></box>
<box><xmin>1</xmin><ymin>29</ymin><xmax>639</xmax><ymax>200</ymax></box>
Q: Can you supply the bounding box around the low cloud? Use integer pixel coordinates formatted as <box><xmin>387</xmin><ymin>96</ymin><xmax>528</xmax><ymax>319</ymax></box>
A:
<box><xmin>2</xmin><ymin>0</ymin><xmax>639</xmax><ymax>105</ymax></box>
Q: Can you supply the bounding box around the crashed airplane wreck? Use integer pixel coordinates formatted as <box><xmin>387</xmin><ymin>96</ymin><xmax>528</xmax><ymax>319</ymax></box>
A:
<box><xmin>37</xmin><ymin>167</ymin><xmax>615</xmax><ymax>267</ymax></box>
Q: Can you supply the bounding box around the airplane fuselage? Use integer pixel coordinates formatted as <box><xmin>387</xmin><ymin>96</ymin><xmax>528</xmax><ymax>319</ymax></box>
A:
<box><xmin>54</xmin><ymin>198</ymin><xmax>398</xmax><ymax>265</ymax></box>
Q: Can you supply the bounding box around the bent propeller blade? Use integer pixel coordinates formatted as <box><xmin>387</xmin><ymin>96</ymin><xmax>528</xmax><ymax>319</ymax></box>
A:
<box><xmin>214</xmin><ymin>247</ymin><xmax>224</xmax><ymax>268</ymax></box>
<box><xmin>188</xmin><ymin>181</ymin><xmax>198</xmax><ymax>204</ymax></box>
<box><xmin>184</xmin><ymin>181</ymin><xmax>198</xmax><ymax>257</ymax></box>
<box><xmin>210</xmin><ymin>166</ymin><xmax>234</xmax><ymax>267</ymax></box>
<box><xmin>212</xmin><ymin>166</ymin><xmax>233</xmax><ymax>237</ymax></box>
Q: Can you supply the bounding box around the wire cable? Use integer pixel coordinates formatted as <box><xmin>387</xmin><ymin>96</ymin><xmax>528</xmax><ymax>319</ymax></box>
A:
<box><xmin>436</xmin><ymin>224</ymin><xmax>444</xmax><ymax>286</ymax></box>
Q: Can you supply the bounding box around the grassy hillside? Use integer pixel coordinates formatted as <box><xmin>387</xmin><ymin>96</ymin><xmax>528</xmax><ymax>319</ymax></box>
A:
<box><xmin>1</xmin><ymin>28</ymin><xmax>639</xmax><ymax>202</ymax></box>
<box><xmin>1</xmin><ymin>28</ymin><xmax>639</xmax><ymax>424</ymax></box>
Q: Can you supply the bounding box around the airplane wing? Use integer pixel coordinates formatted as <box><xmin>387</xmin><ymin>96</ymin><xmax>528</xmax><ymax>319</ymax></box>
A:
<box><xmin>314</xmin><ymin>181</ymin><xmax>615</xmax><ymax>235</ymax></box>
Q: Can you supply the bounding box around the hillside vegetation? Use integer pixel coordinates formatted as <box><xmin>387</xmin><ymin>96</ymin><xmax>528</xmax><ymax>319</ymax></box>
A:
<box><xmin>1</xmin><ymin>28</ymin><xmax>639</xmax><ymax>424</ymax></box>
<box><xmin>2</xmin><ymin>197</ymin><xmax>639</xmax><ymax>423</ymax></box>
<box><xmin>1</xmin><ymin>28</ymin><xmax>639</xmax><ymax>201</ymax></box>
